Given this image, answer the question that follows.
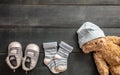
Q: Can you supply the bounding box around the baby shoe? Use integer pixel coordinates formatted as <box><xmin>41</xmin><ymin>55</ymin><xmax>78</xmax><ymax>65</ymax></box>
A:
<box><xmin>6</xmin><ymin>41</ymin><xmax>23</xmax><ymax>72</ymax></box>
<box><xmin>22</xmin><ymin>43</ymin><xmax>40</xmax><ymax>73</ymax></box>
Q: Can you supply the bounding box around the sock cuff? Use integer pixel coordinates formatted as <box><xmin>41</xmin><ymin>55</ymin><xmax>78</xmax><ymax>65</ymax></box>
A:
<box><xmin>59</xmin><ymin>41</ymin><xmax>73</xmax><ymax>53</ymax></box>
<box><xmin>43</xmin><ymin>42</ymin><xmax>57</xmax><ymax>49</ymax></box>
<box><xmin>57</xmin><ymin>49</ymin><xmax>68</xmax><ymax>58</ymax></box>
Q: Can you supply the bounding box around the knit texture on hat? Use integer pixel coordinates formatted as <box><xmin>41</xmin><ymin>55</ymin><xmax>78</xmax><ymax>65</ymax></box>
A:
<box><xmin>77</xmin><ymin>22</ymin><xmax>105</xmax><ymax>48</ymax></box>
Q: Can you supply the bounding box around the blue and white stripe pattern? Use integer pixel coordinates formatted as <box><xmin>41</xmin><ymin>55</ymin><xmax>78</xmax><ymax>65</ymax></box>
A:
<box><xmin>55</xmin><ymin>41</ymin><xmax>73</xmax><ymax>71</ymax></box>
<box><xmin>43</xmin><ymin>42</ymin><xmax>60</xmax><ymax>74</ymax></box>
<box><xmin>43</xmin><ymin>42</ymin><xmax>58</xmax><ymax>61</ymax></box>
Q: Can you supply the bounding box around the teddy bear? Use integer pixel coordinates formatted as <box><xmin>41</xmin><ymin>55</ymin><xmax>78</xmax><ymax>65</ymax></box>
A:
<box><xmin>77</xmin><ymin>22</ymin><xmax>120</xmax><ymax>75</ymax></box>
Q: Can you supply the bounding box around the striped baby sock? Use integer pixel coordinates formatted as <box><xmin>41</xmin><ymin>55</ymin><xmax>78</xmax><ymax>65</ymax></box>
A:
<box><xmin>54</xmin><ymin>41</ymin><xmax>73</xmax><ymax>72</ymax></box>
<box><xmin>43</xmin><ymin>42</ymin><xmax>59</xmax><ymax>74</ymax></box>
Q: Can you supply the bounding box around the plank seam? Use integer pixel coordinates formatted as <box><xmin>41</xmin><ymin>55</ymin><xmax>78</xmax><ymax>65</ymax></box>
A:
<box><xmin>1</xmin><ymin>4</ymin><xmax>120</xmax><ymax>6</ymax></box>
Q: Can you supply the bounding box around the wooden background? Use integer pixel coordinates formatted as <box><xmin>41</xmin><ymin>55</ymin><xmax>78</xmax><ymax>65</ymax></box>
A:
<box><xmin>0</xmin><ymin>0</ymin><xmax>120</xmax><ymax>75</ymax></box>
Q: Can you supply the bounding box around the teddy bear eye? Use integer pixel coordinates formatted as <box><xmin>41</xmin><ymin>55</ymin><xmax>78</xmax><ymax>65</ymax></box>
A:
<box><xmin>95</xmin><ymin>42</ymin><xmax>97</xmax><ymax>45</ymax></box>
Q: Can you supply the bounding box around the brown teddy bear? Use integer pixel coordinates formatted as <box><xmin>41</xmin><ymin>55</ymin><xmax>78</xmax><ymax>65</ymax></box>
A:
<box><xmin>77</xmin><ymin>22</ymin><xmax>120</xmax><ymax>75</ymax></box>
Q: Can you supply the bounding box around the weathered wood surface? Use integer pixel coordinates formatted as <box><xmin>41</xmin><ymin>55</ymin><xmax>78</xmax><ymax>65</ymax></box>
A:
<box><xmin>0</xmin><ymin>28</ymin><xmax>119</xmax><ymax>75</ymax></box>
<box><xmin>0</xmin><ymin>5</ymin><xmax>120</xmax><ymax>28</ymax></box>
<box><xmin>0</xmin><ymin>0</ymin><xmax>120</xmax><ymax>5</ymax></box>
<box><xmin>0</xmin><ymin>0</ymin><xmax>120</xmax><ymax>75</ymax></box>
<box><xmin>0</xmin><ymin>53</ymin><xmax>99</xmax><ymax>75</ymax></box>
<box><xmin>0</xmin><ymin>28</ymin><xmax>119</xmax><ymax>53</ymax></box>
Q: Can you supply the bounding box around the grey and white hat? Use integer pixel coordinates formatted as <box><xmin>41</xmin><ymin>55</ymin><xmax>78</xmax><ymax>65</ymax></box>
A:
<box><xmin>77</xmin><ymin>22</ymin><xmax>105</xmax><ymax>48</ymax></box>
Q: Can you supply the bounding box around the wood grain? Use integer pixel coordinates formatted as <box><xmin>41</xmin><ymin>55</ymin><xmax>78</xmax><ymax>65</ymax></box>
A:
<box><xmin>0</xmin><ymin>0</ymin><xmax>120</xmax><ymax>5</ymax></box>
<box><xmin>0</xmin><ymin>5</ymin><xmax>120</xmax><ymax>28</ymax></box>
<box><xmin>0</xmin><ymin>28</ymin><xmax>119</xmax><ymax>53</ymax></box>
<box><xmin>0</xmin><ymin>53</ymin><xmax>99</xmax><ymax>75</ymax></box>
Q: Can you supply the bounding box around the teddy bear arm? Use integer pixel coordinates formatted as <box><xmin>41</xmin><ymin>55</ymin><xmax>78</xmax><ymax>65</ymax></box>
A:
<box><xmin>94</xmin><ymin>52</ymin><xmax>109</xmax><ymax>75</ymax></box>
<box><xmin>107</xmin><ymin>36</ymin><xmax>120</xmax><ymax>46</ymax></box>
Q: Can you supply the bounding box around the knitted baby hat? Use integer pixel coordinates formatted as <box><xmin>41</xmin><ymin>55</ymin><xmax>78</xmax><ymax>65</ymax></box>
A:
<box><xmin>77</xmin><ymin>22</ymin><xmax>105</xmax><ymax>48</ymax></box>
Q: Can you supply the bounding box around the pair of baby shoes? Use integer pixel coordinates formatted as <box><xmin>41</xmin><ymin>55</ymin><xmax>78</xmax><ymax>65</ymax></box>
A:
<box><xmin>6</xmin><ymin>41</ymin><xmax>40</xmax><ymax>73</ymax></box>
<box><xmin>43</xmin><ymin>41</ymin><xmax>73</xmax><ymax>74</ymax></box>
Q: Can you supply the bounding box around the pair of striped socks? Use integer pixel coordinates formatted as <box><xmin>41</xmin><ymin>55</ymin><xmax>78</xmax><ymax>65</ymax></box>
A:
<box><xmin>43</xmin><ymin>41</ymin><xmax>73</xmax><ymax>74</ymax></box>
